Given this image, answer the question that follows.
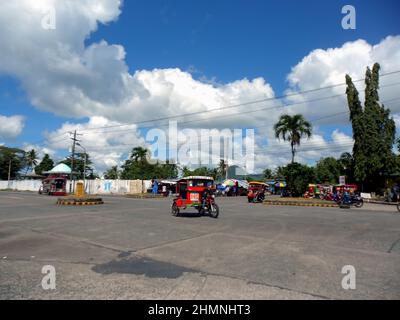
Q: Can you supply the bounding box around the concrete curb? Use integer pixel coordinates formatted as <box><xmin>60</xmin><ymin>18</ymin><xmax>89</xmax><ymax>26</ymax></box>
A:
<box><xmin>56</xmin><ymin>197</ymin><xmax>104</xmax><ymax>206</ymax></box>
<box><xmin>126</xmin><ymin>194</ymin><xmax>166</xmax><ymax>199</ymax></box>
<box><xmin>263</xmin><ymin>200</ymin><xmax>338</xmax><ymax>208</ymax></box>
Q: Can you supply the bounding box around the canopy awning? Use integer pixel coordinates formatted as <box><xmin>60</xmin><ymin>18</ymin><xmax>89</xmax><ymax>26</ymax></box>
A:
<box><xmin>43</xmin><ymin>163</ymin><xmax>72</xmax><ymax>174</ymax></box>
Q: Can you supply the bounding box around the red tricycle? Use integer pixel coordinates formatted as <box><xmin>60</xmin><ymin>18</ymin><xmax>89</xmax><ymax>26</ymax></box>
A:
<box><xmin>171</xmin><ymin>176</ymin><xmax>219</xmax><ymax>218</ymax></box>
<box><xmin>247</xmin><ymin>182</ymin><xmax>267</xmax><ymax>203</ymax></box>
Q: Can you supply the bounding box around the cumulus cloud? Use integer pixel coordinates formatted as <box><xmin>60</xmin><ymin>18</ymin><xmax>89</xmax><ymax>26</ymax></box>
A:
<box><xmin>0</xmin><ymin>0</ymin><xmax>275</xmax><ymax>128</ymax></box>
<box><xmin>43</xmin><ymin>116</ymin><xmax>146</xmax><ymax>172</ymax></box>
<box><xmin>285</xmin><ymin>36</ymin><xmax>400</xmax><ymax>123</ymax></box>
<box><xmin>0</xmin><ymin>1</ymin><xmax>399</xmax><ymax>173</ymax></box>
<box><xmin>0</xmin><ymin>115</ymin><xmax>25</xmax><ymax>140</ymax></box>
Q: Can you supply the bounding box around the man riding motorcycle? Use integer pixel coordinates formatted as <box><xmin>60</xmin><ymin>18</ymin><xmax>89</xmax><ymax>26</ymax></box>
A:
<box><xmin>198</xmin><ymin>186</ymin><xmax>219</xmax><ymax>218</ymax></box>
<box><xmin>201</xmin><ymin>186</ymin><xmax>214</xmax><ymax>209</ymax></box>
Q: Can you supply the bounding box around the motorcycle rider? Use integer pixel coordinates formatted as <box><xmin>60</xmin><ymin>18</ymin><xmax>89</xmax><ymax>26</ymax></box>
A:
<box><xmin>201</xmin><ymin>186</ymin><xmax>214</xmax><ymax>210</ymax></box>
<box><xmin>342</xmin><ymin>189</ymin><xmax>351</xmax><ymax>204</ymax></box>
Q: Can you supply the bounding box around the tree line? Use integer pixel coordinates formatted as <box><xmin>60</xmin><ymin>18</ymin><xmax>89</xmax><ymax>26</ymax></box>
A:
<box><xmin>0</xmin><ymin>147</ymin><xmax>96</xmax><ymax>180</ymax></box>
<box><xmin>1</xmin><ymin>63</ymin><xmax>397</xmax><ymax>195</ymax></box>
<box><xmin>265</xmin><ymin>62</ymin><xmax>398</xmax><ymax>195</ymax></box>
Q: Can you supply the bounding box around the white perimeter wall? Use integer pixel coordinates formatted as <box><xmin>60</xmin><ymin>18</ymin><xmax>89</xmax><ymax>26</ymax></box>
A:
<box><xmin>0</xmin><ymin>179</ymin><xmax>154</xmax><ymax>195</ymax></box>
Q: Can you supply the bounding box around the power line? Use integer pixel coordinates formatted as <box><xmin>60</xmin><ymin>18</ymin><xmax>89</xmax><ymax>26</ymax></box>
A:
<box><xmin>67</xmin><ymin>97</ymin><xmax>400</xmax><ymax>152</ymax></box>
<box><xmin>71</xmin><ymin>70</ymin><xmax>400</xmax><ymax>133</ymax></box>
<box><xmin>76</xmin><ymin>81</ymin><xmax>400</xmax><ymax>135</ymax></box>
<box><xmin>29</xmin><ymin>71</ymin><xmax>400</xmax><ymax>148</ymax></box>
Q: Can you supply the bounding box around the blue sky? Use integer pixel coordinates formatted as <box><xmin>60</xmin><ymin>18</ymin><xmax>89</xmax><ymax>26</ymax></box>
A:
<box><xmin>91</xmin><ymin>0</ymin><xmax>399</xmax><ymax>88</ymax></box>
<box><xmin>0</xmin><ymin>0</ymin><xmax>399</xmax><ymax>170</ymax></box>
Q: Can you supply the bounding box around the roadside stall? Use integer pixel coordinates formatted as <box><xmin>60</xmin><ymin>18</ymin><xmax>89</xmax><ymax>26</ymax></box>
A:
<box><xmin>275</xmin><ymin>181</ymin><xmax>287</xmax><ymax>196</ymax></box>
<box><xmin>159</xmin><ymin>180</ymin><xmax>177</xmax><ymax>197</ymax></box>
<box><xmin>222</xmin><ymin>179</ymin><xmax>249</xmax><ymax>196</ymax></box>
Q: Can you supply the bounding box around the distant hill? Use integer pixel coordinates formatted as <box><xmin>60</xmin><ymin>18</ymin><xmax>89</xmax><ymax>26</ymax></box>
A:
<box><xmin>227</xmin><ymin>165</ymin><xmax>264</xmax><ymax>181</ymax></box>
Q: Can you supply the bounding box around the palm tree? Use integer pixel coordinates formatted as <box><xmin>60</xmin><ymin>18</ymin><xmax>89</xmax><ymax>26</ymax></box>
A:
<box><xmin>131</xmin><ymin>147</ymin><xmax>149</xmax><ymax>163</ymax></box>
<box><xmin>274</xmin><ymin>114</ymin><xmax>312</xmax><ymax>163</ymax></box>
<box><xmin>104</xmin><ymin>165</ymin><xmax>119</xmax><ymax>179</ymax></box>
<box><xmin>24</xmin><ymin>149</ymin><xmax>38</xmax><ymax>175</ymax></box>
<box><xmin>218</xmin><ymin>159</ymin><xmax>228</xmax><ymax>180</ymax></box>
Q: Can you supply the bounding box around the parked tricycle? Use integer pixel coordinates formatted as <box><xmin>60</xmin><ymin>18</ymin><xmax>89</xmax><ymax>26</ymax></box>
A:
<box><xmin>171</xmin><ymin>176</ymin><xmax>219</xmax><ymax>218</ymax></box>
<box><xmin>247</xmin><ymin>182</ymin><xmax>267</xmax><ymax>203</ymax></box>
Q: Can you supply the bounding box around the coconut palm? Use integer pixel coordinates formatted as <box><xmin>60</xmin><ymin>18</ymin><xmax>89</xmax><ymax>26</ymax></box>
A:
<box><xmin>274</xmin><ymin>114</ymin><xmax>312</xmax><ymax>163</ymax></box>
<box><xmin>24</xmin><ymin>149</ymin><xmax>38</xmax><ymax>175</ymax></box>
<box><xmin>130</xmin><ymin>147</ymin><xmax>149</xmax><ymax>163</ymax></box>
<box><xmin>218</xmin><ymin>159</ymin><xmax>228</xmax><ymax>180</ymax></box>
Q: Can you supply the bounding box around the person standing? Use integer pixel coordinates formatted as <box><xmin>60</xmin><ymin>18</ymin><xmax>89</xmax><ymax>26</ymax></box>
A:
<box><xmin>152</xmin><ymin>180</ymin><xmax>159</xmax><ymax>195</ymax></box>
<box><xmin>235</xmin><ymin>181</ymin><xmax>239</xmax><ymax>196</ymax></box>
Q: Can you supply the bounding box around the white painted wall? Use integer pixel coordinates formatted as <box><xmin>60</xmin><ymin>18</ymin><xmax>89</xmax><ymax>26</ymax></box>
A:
<box><xmin>0</xmin><ymin>179</ymin><xmax>154</xmax><ymax>195</ymax></box>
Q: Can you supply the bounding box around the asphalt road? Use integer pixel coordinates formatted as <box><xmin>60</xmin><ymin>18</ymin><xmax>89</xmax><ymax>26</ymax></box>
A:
<box><xmin>0</xmin><ymin>191</ymin><xmax>399</xmax><ymax>300</ymax></box>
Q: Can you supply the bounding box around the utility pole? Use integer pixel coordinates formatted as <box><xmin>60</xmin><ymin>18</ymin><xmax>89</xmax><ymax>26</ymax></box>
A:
<box><xmin>69</xmin><ymin>130</ymin><xmax>82</xmax><ymax>194</ymax></box>
<box><xmin>7</xmin><ymin>158</ymin><xmax>11</xmax><ymax>188</ymax></box>
<box><xmin>76</xmin><ymin>143</ymin><xmax>87</xmax><ymax>192</ymax></box>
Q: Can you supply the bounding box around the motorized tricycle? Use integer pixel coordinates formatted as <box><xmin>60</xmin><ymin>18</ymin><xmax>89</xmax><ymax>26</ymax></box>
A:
<box><xmin>38</xmin><ymin>176</ymin><xmax>67</xmax><ymax>196</ymax></box>
<box><xmin>247</xmin><ymin>182</ymin><xmax>267</xmax><ymax>203</ymax></box>
<box><xmin>171</xmin><ymin>176</ymin><xmax>219</xmax><ymax>218</ymax></box>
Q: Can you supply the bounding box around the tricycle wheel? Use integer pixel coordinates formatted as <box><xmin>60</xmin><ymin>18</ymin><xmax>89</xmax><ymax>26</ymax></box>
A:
<box><xmin>171</xmin><ymin>203</ymin><xmax>180</xmax><ymax>217</ymax></box>
<box><xmin>209</xmin><ymin>203</ymin><xmax>219</xmax><ymax>219</ymax></box>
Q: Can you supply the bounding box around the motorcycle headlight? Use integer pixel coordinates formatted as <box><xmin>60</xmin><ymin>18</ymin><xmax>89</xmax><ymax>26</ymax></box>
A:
<box><xmin>212</xmin><ymin>195</ymin><xmax>215</xmax><ymax>199</ymax></box>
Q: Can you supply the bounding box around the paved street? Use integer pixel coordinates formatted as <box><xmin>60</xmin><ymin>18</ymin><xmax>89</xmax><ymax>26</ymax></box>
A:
<box><xmin>0</xmin><ymin>191</ymin><xmax>399</xmax><ymax>300</ymax></box>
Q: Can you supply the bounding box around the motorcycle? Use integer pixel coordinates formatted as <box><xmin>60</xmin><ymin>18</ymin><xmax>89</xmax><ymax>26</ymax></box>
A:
<box><xmin>325</xmin><ymin>193</ymin><xmax>342</xmax><ymax>202</ymax></box>
<box><xmin>200</xmin><ymin>193</ymin><xmax>219</xmax><ymax>218</ymax></box>
<box><xmin>338</xmin><ymin>194</ymin><xmax>363</xmax><ymax>208</ymax></box>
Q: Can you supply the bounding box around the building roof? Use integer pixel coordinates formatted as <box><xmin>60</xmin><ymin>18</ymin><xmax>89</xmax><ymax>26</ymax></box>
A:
<box><xmin>44</xmin><ymin>163</ymin><xmax>72</xmax><ymax>174</ymax></box>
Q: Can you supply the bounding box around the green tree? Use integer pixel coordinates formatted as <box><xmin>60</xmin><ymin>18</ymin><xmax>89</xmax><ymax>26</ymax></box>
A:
<box><xmin>180</xmin><ymin>166</ymin><xmax>217</xmax><ymax>179</ymax></box>
<box><xmin>217</xmin><ymin>159</ymin><xmax>227</xmax><ymax>180</ymax></box>
<box><xmin>23</xmin><ymin>149</ymin><xmax>38</xmax><ymax>175</ymax></box>
<box><xmin>263</xmin><ymin>168</ymin><xmax>273</xmax><ymax>179</ymax></box>
<box><xmin>104</xmin><ymin>165</ymin><xmax>120</xmax><ymax>179</ymax></box>
<box><xmin>35</xmin><ymin>154</ymin><xmax>54</xmax><ymax>175</ymax></box>
<box><xmin>131</xmin><ymin>147</ymin><xmax>149</xmax><ymax>163</ymax></box>
<box><xmin>279</xmin><ymin>162</ymin><xmax>314</xmax><ymax>196</ymax></box>
<box><xmin>120</xmin><ymin>147</ymin><xmax>172</xmax><ymax>180</ymax></box>
<box><xmin>346</xmin><ymin>63</ymin><xmax>396</xmax><ymax>191</ymax></box>
<box><xmin>274</xmin><ymin>114</ymin><xmax>312</xmax><ymax>163</ymax></box>
<box><xmin>152</xmin><ymin>161</ymin><xmax>179</xmax><ymax>179</ymax></box>
<box><xmin>61</xmin><ymin>153</ymin><xmax>94</xmax><ymax>179</ymax></box>
<box><xmin>338</xmin><ymin>152</ymin><xmax>354</xmax><ymax>183</ymax></box>
<box><xmin>181</xmin><ymin>166</ymin><xmax>192</xmax><ymax>178</ymax></box>
<box><xmin>0</xmin><ymin>146</ymin><xmax>25</xmax><ymax>180</ymax></box>
<box><xmin>315</xmin><ymin>157</ymin><xmax>341</xmax><ymax>184</ymax></box>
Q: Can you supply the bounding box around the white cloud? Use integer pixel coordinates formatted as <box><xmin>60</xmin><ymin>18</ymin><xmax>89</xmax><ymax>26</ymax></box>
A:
<box><xmin>0</xmin><ymin>1</ymin><xmax>399</xmax><ymax>173</ymax></box>
<box><xmin>285</xmin><ymin>36</ymin><xmax>400</xmax><ymax>124</ymax></box>
<box><xmin>0</xmin><ymin>115</ymin><xmax>25</xmax><ymax>140</ymax></box>
<box><xmin>43</xmin><ymin>116</ymin><xmax>146</xmax><ymax>172</ymax></box>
